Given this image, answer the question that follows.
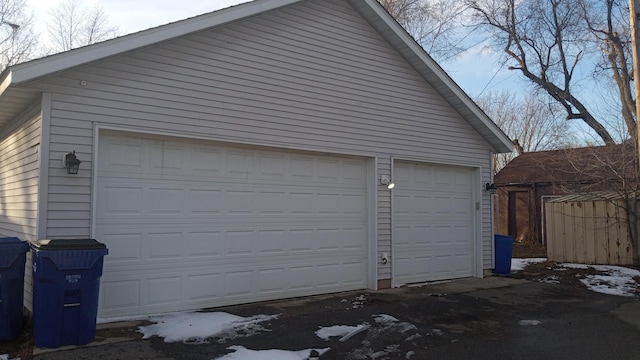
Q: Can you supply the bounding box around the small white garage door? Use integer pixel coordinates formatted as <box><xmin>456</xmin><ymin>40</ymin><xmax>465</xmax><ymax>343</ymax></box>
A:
<box><xmin>392</xmin><ymin>161</ymin><xmax>475</xmax><ymax>285</ymax></box>
<box><xmin>95</xmin><ymin>132</ymin><xmax>369</xmax><ymax>318</ymax></box>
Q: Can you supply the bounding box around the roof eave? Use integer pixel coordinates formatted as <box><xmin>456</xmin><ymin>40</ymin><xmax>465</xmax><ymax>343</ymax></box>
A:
<box><xmin>8</xmin><ymin>0</ymin><xmax>301</xmax><ymax>85</ymax></box>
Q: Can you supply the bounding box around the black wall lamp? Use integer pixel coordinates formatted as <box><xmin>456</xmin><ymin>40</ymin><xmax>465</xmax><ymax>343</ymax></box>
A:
<box><xmin>64</xmin><ymin>151</ymin><xmax>81</xmax><ymax>174</ymax></box>
<box><xmin>485</xmin><ymin>182</ymin><xmax>497</xmax><ymax>194</ymax></box>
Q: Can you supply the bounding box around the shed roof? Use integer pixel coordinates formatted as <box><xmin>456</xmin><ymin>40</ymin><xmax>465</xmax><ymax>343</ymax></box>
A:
<box><xmin>545</xmin><ymin>191</ymin><xmax>635</xmax><ymax>202</ymax></box>
<box><xmin>494</xmin><ymin>143</ymin><xmax>637</xmax><ymax>186</ymax></box>
<box><xmin>0</xmin><ymin>0</ymin><xmax>513</xmax><ymax>153</ymax></box>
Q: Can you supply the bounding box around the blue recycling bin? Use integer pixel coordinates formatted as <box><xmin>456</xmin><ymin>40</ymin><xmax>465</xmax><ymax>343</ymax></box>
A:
<box><xmin>0</xmin><ymin>237</ymin><xmax>29</xmax><ymax>340</ymax></box>
<box><xmin>31</xmin><ymin>239</ymin><xmax>108</xmax><ymax>348</ymax></box>
<box><xmin>493</xmin><ymin>234</ymin><xmax>513</xmax><ymax>275</ymax></box>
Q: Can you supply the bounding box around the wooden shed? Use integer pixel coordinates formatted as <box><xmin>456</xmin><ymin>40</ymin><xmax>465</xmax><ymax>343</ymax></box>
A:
<box><xmin>544</xmin><ymin>193</ymin><xmax>638</xmax><ymax>265</ymax></box>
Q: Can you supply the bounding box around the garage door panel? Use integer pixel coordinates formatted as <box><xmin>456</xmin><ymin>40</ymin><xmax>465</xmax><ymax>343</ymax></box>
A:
<box><xmin>97</xmin><ymin>133</ymin><xmax>369</xmax><ymax>317</ymax></box>
<box><xmin>102</xmin><ymin>233</ymin><xmax>142</xmax><ymax>263</ymax></box>
<box><xmin>103</xmin><ymin>259</ymin><xmax>368</xmax><ymax>308</ymax></box>
<box><xmin>148</xmin><ymin>232</ymin><xmax>183</xmax><ymax>259</ymax></box>
<box><xmin>100</xmin><ymin>186</ymin><xmax>143</xmax><ymax>214</ymax></box>
<box><xmin>98</xmin><ymin>186</ymin><xmax>366</xmax><ymax>219</ymax></box>
<box><xmin>186</xmin><ymin>273</ymin><xmax>220</xmax><ymax>302</ymax></box>
<box><xmin>189</xmin><ymin>231</ymin><xmax>223</xmax><ymax>257</ymax></box>
<box><xmin>393</xmin><ymin>161</ymin><xmax>475</xmax><ymax>285</ymax></box>
<box><xmin>101</xmin><ymin>279</ymin><xmax>141</xmax><ymax>312</ymax></box>
<box><xmin>148</xmin><ymin>276</ymin><xmax>182</xmax><ymax>306</ymax></box>
<box><xmin>100</xmin><ymin>226</ymin><xmax>366</xmax><ymax>258</ymax></box>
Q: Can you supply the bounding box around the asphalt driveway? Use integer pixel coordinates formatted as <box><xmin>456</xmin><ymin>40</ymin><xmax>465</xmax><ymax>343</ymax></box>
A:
<box><xmin>26</xmin><ymin>268</ymin><xmax>640</xmax><ymax>360</ymax></box>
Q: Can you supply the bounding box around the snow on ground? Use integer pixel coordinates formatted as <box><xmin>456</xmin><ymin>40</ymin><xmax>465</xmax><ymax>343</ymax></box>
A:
<box><xmin>215</xmin><ymin>346</ymin><xmax>330</xmax><ymax>360</ymax></box>
<box><xmin>373</xmin><ymin>314</ymin><xmax>417</xmax><ymax>333</ymax></box>
<box><xmin>341</xmin><ymin>294</ymin><xmax>367</xmax><ymax>309</ymax></box>
<box><xmin>511</xmin><ymin>258</ymin><xmax>547</xmax><ymax>271</ymax></box>
<box><xmin>138</xmin><ymin>312</ymin><xmax>278</xmax><ymax>343</ymax></box>
<box><xmin>137</xmin><ymin>310</ymin><xmax>424</xmax><ymax>360</ymax></box>
<box><xmin>315</xmin><ymin>324</ymin><xmax>369</xmax><ymax>342</ymax></box>
<box><xmin>518</xmin><ymin>320</ymin><xmax>542</xmax><ymax>326</ymax></box>
<box><xmin>560</xmin><ymin>263</ymin><xmax>640</xmax><ymax>297</ymax></box>
<box><xmin>131</xmin><ymin>261</ymin><xmax>637</xmax><ymax>359</ymax></box>
<box><xmin>512</xmin><ymin>258</ymin><xmax>640</xmax><ymax>297</ymax></box>
<box><xmin>139</xmin><ymin>311</ymin><xmax>330</xmax><ymax>359</ymax></box>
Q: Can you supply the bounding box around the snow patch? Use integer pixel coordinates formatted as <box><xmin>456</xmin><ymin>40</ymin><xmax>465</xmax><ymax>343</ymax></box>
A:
<box><xmin>215</xmin><ymin>345</ymin><xmax>330</xmax><ymax>360</ymax></box>
<box><xmin>369</xmin><ymin>345</ymin><xmax>400</xmax><ymax>359</ymax></box>
<box><xmin>560</xmin><ymin>264</ymin><xmax>640</xmax><ymax>297</ymax></box>
<box><xmin>321</xmin><ymin>314</ymin><xmax>420</xmax><ymax>359</ymax></box>
<box><xmin>138</xmin><ymin>312</ymin><xmax>278</xmax><ymax>343</ymax></box>
<box><xmin>374</xmin><ymin>314</ymin><xmax>416</xmax><ymax>333</ymax></box>
<box><xmin>512</xmin><ymin>259</ymin><xmax>639</xmax><ymax>297</ymax></box>
<box><xmin>315</xmin><ymin>324</ymin><xmax>369</xmax><ymax>342</ymax></box>
<box><xmin>519</xmin><ymin>320</ymin><xmax>542</xmax><ymax>326</ymax></box>
<box><xmin>511</xmin><ymin>258</ymin><xmax>547</xmax><ymax>271</ymax></box>
<box><xmin>540</xmin><ymin>275</ymin><xmax>560</xmax><ymax>284</ymax></box>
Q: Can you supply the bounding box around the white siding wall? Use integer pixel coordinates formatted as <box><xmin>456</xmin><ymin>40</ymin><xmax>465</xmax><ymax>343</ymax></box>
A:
<box><xmin>0</xmin><ymin>101</ymin><xmax>41</xmax><ymax>311</ymax></box>
<box><xmin>0</xmin><ymin>102</ymin><xmax>41</xmax><ymax>240</ymax></box>
<box><xmin>377</xmin><ymin>157</ymin><xmax>392</xmax><ymax>279</ymax></box>
<box><xmin>37</xmin><ymin>0</ymin><xmax>494</xmax><ymax>276</ymax></box>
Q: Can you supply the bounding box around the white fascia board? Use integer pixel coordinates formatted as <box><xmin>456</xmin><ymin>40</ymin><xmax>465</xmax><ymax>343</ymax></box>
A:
<box><xmin>354</xmin><ymin>0</ymin><xmax>514</xmax><ymax>153</ymax></box>
<box><xmin>9</xmin><ymin>0</ymin><xmax>300</xmax><ymax>85</ymax></box>
<box><xmin>0</xmin><ymin>71</ymin><xmax>11</xmax><ymax>96</ymax></box>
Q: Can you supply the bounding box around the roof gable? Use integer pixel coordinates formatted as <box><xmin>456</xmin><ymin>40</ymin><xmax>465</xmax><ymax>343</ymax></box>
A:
<box><xmin>0</xmin><ymin>0</ymin><xmax>512</xmax><ymax>153</ymax></box>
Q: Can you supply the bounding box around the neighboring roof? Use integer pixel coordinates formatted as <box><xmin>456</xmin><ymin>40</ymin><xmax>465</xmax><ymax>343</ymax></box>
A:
<box><xmin>494</xmin><ymin>143</ymin><xmax>637</xmax><ymax>185</ymax></box>
<box><xmin>0</xmin><ymin>0</ymin><xmax>513</xmax><ymax>153</ymax></box>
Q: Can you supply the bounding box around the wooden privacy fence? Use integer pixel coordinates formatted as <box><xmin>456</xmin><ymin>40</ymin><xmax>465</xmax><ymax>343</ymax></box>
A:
<box><xmin>544</xmin><ymin>193</ymin><xmax>636</xmax><ymax>265</ymax></box>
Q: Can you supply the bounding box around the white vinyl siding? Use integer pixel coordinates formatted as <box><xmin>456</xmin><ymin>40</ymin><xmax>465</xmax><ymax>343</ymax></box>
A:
<box><xmin>0</xmin><ymin>101</ymin><xmax>42</xmax><ymax>311</ymax></box>
<box><xmin>377</xmin><ymin>157</ymin><xmax>392</xmax><ymax>279</ymax></box>
<box><xmin>0</xmin><ymin>104</ymin><xmax>41</xmax><ymax>240</ymax></box>
<box><xmin>37</xmin><ymin>0</ymin><xmax>494</xmax><ymax>279</ymax></box>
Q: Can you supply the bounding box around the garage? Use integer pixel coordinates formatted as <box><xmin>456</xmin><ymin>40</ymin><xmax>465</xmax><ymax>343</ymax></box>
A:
<box><xmin>392</xmin><ymin>161</ymin><xmax>476</xmax><ymax>285</ymax></box>
<box><xmin>95</xmin><ymin>131</ymin><xmax>370</xmax><ymax>317</ymax></box>
<box><xmin>0</xmin><ymin>0</ymin><xmax>515</xmax><ymax>320</ymax></box>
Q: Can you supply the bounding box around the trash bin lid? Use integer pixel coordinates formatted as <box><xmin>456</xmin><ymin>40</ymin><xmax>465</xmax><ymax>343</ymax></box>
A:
<box><xmin>0</xmin><ymin>237</ymin><xmax>29</xmax><ymax>268</ymax></box>
<box><xmin>30</xmin><ymin>238</ymin><xmax>107</xmax><ymax>250</ymax></box>
<box><xmin>0</xmin><ymin>237</ymin><xmax>29</xmax><ymax>251</ymax></box>
<box><xmin>0</xmin><ymin>237</ymin><xmax>24</xmax><ymax>245</ymax></box>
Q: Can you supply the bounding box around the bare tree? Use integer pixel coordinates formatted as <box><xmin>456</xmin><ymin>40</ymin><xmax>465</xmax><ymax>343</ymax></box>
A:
<box><xmin>47</xmin><ymin>0</ymin><xmax>118</xmax><ymax>53</ymax></box>
<box><xmin>378</xmin><ymin>0</ymin><xmax>469</xmax><ymax>61</ymax></box>
<box><xmin>476</xmin><ymin>91</ymin><xmax>575</xmax><ymax>172</ymax></box>
<box><xmin>0</xmin><ymin>0</ymin><xmax>37</xmax><ymax>72</ymax></box>
<box><xmin>465</xmin><ymin>0</ymin><xmax>624</xmax><ymax>145</ymax></box>
<box><xmin>579</xmin><ymin>0</ymin><xmax>637</xmax><ymax>143</ymax></box>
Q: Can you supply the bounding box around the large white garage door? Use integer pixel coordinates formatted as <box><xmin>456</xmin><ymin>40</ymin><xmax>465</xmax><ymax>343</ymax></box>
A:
<box><xmin>95</xmin><ymin>132</ymin><xmax>369</xmax><ymax>318</ymax></box>
<box><xmin>392</xmin><ymin>161</ymin><xmax>475</xmax><ymax>285</ymax></box>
